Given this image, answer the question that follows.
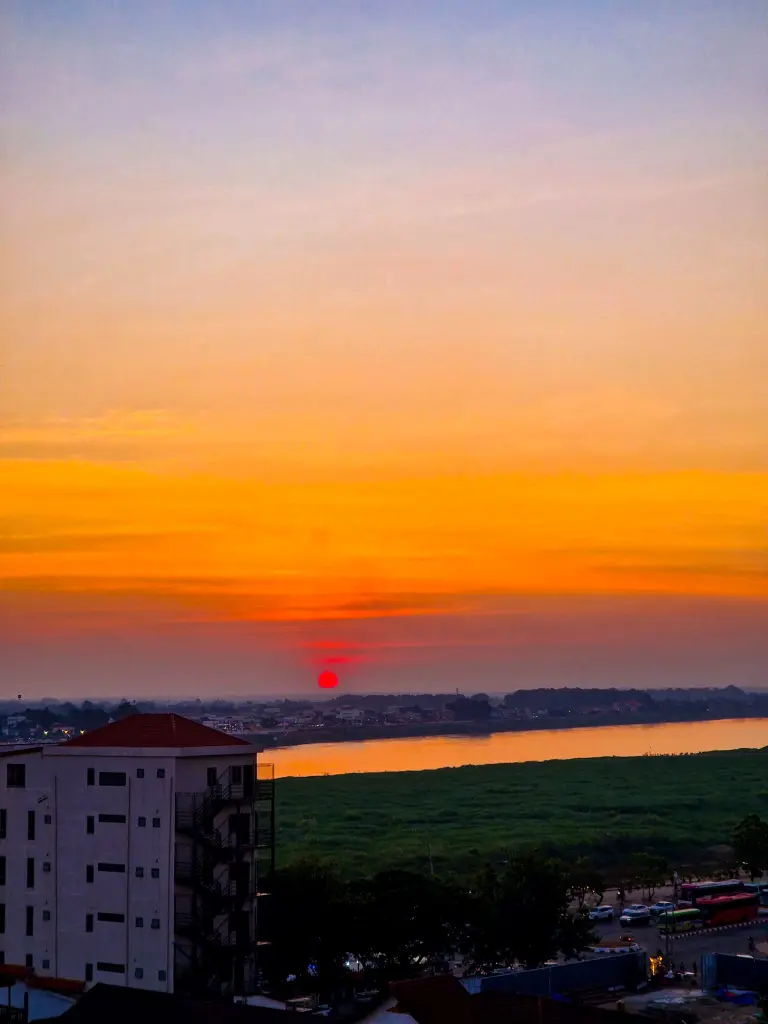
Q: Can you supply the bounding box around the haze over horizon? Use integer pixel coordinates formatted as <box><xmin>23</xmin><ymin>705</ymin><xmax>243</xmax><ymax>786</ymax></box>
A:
<box><xmin>2</xmin><ymin>1</ymin><xmax>767</xmax><ymax>699</ymax></box>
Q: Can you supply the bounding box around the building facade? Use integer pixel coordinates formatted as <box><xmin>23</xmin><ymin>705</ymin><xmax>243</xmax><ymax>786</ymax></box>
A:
<box><xmin>0</xmin><ymin>715</ymin><xmax>274</xmax><ymax>996</ymax></box>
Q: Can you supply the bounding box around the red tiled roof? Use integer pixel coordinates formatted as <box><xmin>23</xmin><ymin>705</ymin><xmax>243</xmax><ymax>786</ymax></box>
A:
<box><xmin>63</xmin><ymin>713</ymin><xmax>251</xmax><ymax>749</ymax></box>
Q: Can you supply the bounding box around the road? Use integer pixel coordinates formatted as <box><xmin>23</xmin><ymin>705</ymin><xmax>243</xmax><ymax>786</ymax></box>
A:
<box><xmin>593</xmin><ymin>914</ymin><xmax>768</xmax><ymax>965</ymax></box>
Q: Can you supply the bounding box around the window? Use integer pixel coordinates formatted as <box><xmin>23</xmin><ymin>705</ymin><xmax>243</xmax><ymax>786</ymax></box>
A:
<box><xmin>27</xmin><ymin>811</ymin><xmax>35</xmax><ymax>841</ymax></box>
<box><xmin>85</xmin><ymin>964</ymin><xmax>93</xmax><ymax>982</ymax></box>
<box><xmin>207</xmin><ymin>767</ymin><xmax>217</xmax><ymax>787</ymax></box>
<box><xmin>230</xmin><ymin>765</ymin><xmax>242</xmax><ymax>785</ymax></box>
<box><xmin>96</xmin><ymin>962</ymin><xmax>125</xmax><ymax>974</ymax></box>
<box><xmin>137</xmin><ymin>816</ymin><xmax>146</xmax><ymax>828</ymax></box>
<box><xmin>156</xmin><ymin>768</ymin><xmax>165</xmax><ymax>779</ymax></box>
<box><xmin>135</xmin><ymin>866</ymin><xmax>144</xmax><ymax>878</ymax></box>
<box><xmin>134</xmin><ymin>968</ymin><xmax>144</xmax><ymax>979</ymax></box>
<box><xmin>152</xmin><ymin>817</ymin><xmax>160</xmax><ymax>829</ymax></box>
<box><xmin>26</xmin><ymin>858</ymin><xmax>34</xmax><ymax>889</ymax></box>
<box><xmin>98</xmin><ymin>813</ymin><xmax>126</xmax><ymax>824</ymax></box>
<box><xmin>0</xmin><ymin>858</ymin><xmax>5</xmax><ymax>885</ymax></box>
<box><xmin>136</xmin><ymin>768</ymin><xmax>144</xmax><ymax>779</ymax></box>
<box><xmin>98</xmin><ymin>772</ymin><xmax>126</xmax><ymax>787</ymax></box>
<box><xmin>0</xmin><ymin>810</ymin><xmax>5</xmax><ymax>839</ymax></box>
<box><xmin>86</xmin><ymin>865</ymin><xmax>94</xmax><ymax>884</ymax></box>
<box><xmin>26</xmin><ymin>906</ymin><xmax>34</xmax><ymax>936</ymax></box>
<box><xmin>0</xmin><ymin>953</ymin><xmax>4</xmax><ymax>966</ymax></box>
<box><xmin>0</xmin><ymin>904</ymin><xmax>4</xmax><ymax>933</ymax></box>
<box><xmin>85</xmin><ymin>914</ymin><xmax>93</xmax><ymax>933</ymax></box>
<box><xmin>44</xmin><ymin>814</ymin><xmax>52</xmax><ymax>825</ymax></box>
<box><xmin>7</xmin><ymin>764</ymin><xmax>25</xmax><ymax>788</ymax></box>
<box><xmin>97</xmin><ymin>862</ymin><xmax>125</xmax><ymax>873</ymax></box>
<box><xmin>158</xmin><ymin>970</ymin><xmax>166</xmax><ymax>982</ymax></box>
<box><xmin>25</xmin><ymin>954</ymin><xmax>33</xmax><ymax>969</ymax></box>
<box><xmin>135</xmin><ymin>916</ymin><xmax>144</xmax><ymax>928</ymax></box>
<box><xmin>43</xmin><ymin>910</ymin><xmax>51</xmax><ymax>922</ymax></box>
<box><xmin>43</xmin><ymin>861</ymin><xmax>51</xmax><ymax>874</ymax></box>
<box><xmin>42</xmin><ymin>959</ymin><xmax>50</xmax><ymax>970</ymax></box>
<box><xmin>151</xmin><ymin>868</ymin><xmax>160</xmax><ymax>879</ymax></box>
<box><xmin>86</xmin><ymin>816</ymin><xmax>95</xmax><ymax>835</ymax></box>
<box><xmin>151</xmin><ymin>918</ymin><xmax>160</xmax><ymax>930</ymax></box>
<box><xmin>87</xmin><ymin>768</ymin><xmax>95</xmax><ymax>786</ymax></box>
<box><xmin>97</xmin><ymin>912</ymin><xmax>125</xmax><ymax>923</ymax></box>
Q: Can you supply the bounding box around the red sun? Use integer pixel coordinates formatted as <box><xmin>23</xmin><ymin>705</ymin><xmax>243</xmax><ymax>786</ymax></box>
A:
<box><xmin>317</xmin><ymin>670</ymin><xmax>339</xmax><ymax>689</ymax></box>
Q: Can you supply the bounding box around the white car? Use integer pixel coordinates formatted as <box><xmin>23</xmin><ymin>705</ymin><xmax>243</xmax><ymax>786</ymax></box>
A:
<box><xmin>650</xmin><ymin>901</ymin><xmax>675</xmax><ymax>917</ymax></box>
<box><xmin>588</xmin><ymin>905</ymin><xmax>615</xmax><ymax>921</ymax></box>
<box><xmin>619</xmin><ymin>904</ymin><xmax>651</xmax><ymax>926</ymax></box>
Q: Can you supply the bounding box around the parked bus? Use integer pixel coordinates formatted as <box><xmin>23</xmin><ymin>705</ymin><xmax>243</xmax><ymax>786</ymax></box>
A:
<box><xmin>678</xmin><ymin>879</ymin><xmax>743</xmax><ymax>905</ymax></box>
<box><xmin>656</xmin><ymin>908</ymin><xmax>702</xmax><ymax>934</ymax></box>
<box><xmin>696</xmin><ymin>892</ymin><xmax>759</xmax><ymax>927</ymax></box>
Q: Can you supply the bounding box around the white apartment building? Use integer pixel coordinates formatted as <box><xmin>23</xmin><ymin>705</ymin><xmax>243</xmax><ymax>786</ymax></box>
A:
<box><xmin>0</xmin><ymin>714</ymin><xmax>274</xmax><ymax>997</ymax></box>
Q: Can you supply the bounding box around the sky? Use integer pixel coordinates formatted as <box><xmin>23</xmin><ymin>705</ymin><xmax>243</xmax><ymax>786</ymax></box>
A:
<box><xmin>1</xmin><ymin>1</ymin><xmax>767</xmax><ymax>699</ymax></box>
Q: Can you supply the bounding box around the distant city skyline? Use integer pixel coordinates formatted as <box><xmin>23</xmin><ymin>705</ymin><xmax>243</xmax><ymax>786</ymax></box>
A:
<box><xmin>2</xmin><ymin>2</ymin><xmax>767</xmax><ymax>697</ymax></box>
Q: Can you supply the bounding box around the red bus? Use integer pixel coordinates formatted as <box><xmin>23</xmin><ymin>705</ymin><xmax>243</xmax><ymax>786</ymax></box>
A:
<box><xmin>678</xmin><ymin>879</ymin><xmax>743</xmax><ymax>905</ymax></box>
<box><xmin>696</xmin><ymin>892</ymin><xmax>759</xmax><ymax>927</ymax></box>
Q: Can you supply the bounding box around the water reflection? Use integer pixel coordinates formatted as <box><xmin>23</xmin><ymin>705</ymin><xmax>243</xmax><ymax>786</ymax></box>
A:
<box><xmin>268</xmin><ymin>717</ymin><xmax>768</xmax><ymax>778</ymax></box>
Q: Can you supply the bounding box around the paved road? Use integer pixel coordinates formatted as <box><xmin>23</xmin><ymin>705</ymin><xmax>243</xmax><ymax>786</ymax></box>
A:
<box><xmin>593</xmin><ymin>914</ymin><xmax>768</xmax><ymax>965</ymax></box>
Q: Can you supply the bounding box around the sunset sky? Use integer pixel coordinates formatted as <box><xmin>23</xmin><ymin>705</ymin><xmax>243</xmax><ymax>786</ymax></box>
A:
<box><xmin>2</xmin><ymin>1</ymin><xmax>767</xmax><ymax>698</ymax></box>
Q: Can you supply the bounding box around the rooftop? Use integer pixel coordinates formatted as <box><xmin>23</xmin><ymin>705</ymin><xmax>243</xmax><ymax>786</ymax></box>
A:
<box><xmin>63</xmin><ymin>713</ymin><xmax>251</xmax><ymax>750</ymax></box>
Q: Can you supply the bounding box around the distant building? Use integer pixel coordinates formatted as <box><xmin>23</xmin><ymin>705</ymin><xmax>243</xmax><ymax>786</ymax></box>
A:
<box><xmin>0</xmin><ymin>714</ymin><xmax>274</xmax><ymax>998</ymax></box>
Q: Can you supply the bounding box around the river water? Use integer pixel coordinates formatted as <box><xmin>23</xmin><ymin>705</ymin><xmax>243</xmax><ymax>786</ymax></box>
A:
<box><xmin>267</xmin><ymin>717</ymin><xmax>768</xmax><ymax>778</ymax></box>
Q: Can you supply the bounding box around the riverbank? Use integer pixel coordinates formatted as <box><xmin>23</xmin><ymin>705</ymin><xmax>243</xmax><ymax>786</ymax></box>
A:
<box><xmin>254</xmin><ymin>707</ymin><xmax>768</xmax><ymax>750</ymax></box>
<box><xmin>276</xmin><ymin>745</ymin><xmax>768</xmax><ymax>877</ymax></box>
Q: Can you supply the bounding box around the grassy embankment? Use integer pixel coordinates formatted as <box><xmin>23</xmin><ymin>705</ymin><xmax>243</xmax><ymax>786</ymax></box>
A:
<box><xmin>276</xmin><ymin>747</ymin><xmax>768</xmax><ymax>878</ymax></box>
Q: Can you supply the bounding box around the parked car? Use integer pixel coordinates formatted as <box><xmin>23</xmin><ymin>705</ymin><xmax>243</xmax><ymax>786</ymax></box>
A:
<box><xmin>619</xmin><ymin>904</ymin><xmax>651</xmax><ymax>926</ymax></box>
<box><xmin>650</xmin><ymin>901</ymin><xmax>676</xmax><ymax>917</ymax></box>
<box><xmin>588</xmin><ymin>905</ymin><xmax>615</xmax><ymax>921</ymax></box>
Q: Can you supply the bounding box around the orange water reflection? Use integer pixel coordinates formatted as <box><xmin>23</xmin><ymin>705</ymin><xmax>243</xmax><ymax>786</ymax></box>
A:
<box><xmin>268</xmin><ymin>718</ymin><xmax>768</xmax><ymax>778</ymax></box>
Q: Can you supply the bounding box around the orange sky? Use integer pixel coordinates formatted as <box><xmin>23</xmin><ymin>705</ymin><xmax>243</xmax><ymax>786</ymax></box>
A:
<box><xmin>1</xmin><ymin>2</ymin><xmax>767</xmax><ymax>696</ymax></box>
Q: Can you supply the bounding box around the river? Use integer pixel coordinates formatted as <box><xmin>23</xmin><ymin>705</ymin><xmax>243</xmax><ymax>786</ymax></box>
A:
<box><xmin>267</xmin><ymin>717</ymin><xmax>768</xmax><ymax>778</ymax></box>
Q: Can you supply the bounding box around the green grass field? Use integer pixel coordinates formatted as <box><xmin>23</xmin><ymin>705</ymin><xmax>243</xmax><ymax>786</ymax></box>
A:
<box><xmin>275</xmin><ymin>747</ymin><xmax>768</xmax><ymax>878</ymax></box>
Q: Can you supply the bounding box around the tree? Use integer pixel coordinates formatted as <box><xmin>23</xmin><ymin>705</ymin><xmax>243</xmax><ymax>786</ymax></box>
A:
<box><xmin>732</xmin><ymin>814</ymin><xmax>768</xmax><ymax>881</ymax></box>
<box><xmin>568</xmin><ymin>857</ymin><xmax>606</xmax><ymax>908</ymax></box>
<box><xmin>629</xmin><ymin>853</ymin><xmax>668</xmax><ymax>902</ymax></box>
<box><xmin>466</xmin><ymin>854</ymin><xmax>595</xmax><ymax>969</ymax></box>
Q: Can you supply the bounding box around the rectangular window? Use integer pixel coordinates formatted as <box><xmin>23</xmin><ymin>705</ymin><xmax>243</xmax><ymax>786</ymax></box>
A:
<box><xmin>134</xmin><ymin>967</ymin><xmax>143</xmax><ymax>979</ymax></box>
<box><xmin>98</xmin><ymin>772</ymin><xmax>126</xmax><ymax>787</ymax></box>
<box><xmin>25</xmin><ymin>954</ymin><xmax>33</xmax><ymax>969</ymax></box>
<box><xmin>158</xmin><ymin>970</ymin><xmax>166</xmax><ymax>982</ymax></box>
<box><xmin>156</xmin><ymin>768</ymin><xmax>165</xmax><ymax>779</ymax></box>
<box><xmin>98</xmin><ymin>813</ymin><xmax>126</xmax><ymax>824</ymax></box>
<box><xmin>230</xmin><ymin>765</ymin><xmax>242</xmax><ymax>785</ymax></box>
<box><xmin>86</xmin><ymin>865</ymin><xmax>94</xmax><ymax>884</ymax></box>
<box><xmin>97</xmin><ymin>912</ymin><xmax>125</xmax><ymax>923</ymax></box>
<box><xmin>87</xmin><ymin>768</ymin><xmax>95</xmax><ymax>786</ymax></box>
<box><xmin>85</xmin><ymin>964</ymin><xmax>93</xmax><ymax>982</ymax></box>
<box><xmin>44</xmin><ymin>814</ymin><xmax>52</xmax><ymax>825</ymax></box>
<box><xmin>27</xmin><ymin>811</ymin><xmax>35</xmax><ymax>841</ymax></box>
<box><xmin>0</xmin><ymin>904</ymin><xmax>5</xmax><ymax>933</ymax></box>
<box><xmin>96</xmin><ymin>962</ymin><xmax>125</xmax><ymax>974</ymax></box>
<box><xmin>85</xmin><ymin>914</ymin><xmax>93</xmax><ymax>933</ymax></box>
<box><xmin>97</xmin><ymin>862</ymin><xmax>125</xmax><ymax>873</ymax></box>
<box><xmin>26</xmin><ymin>858</ymin><xmax>34</xmax><ymax>889</ymax></box>
<box><xmin>26</xmin><ymin>906</ymin><xmax>33</xmax><ymax>936</ymax></box>
<box><xmin>152</xmin><ymin>817</ymin><xmax>160</xmax><ymax>829</ymax></box>
<box><xmin>0</xmin><ymin>858</ymin><xmax>5</xmax><ymax>886</ymax></box>
<box><xmin>42</xmin><ymin>959</ymin><xmax>50</xmax><ymax>970</ymax></box>
<box><xmin>43</xmin><ymin>861</ymin><xmax>51</xmax><ymax>874</ymax></box>
<box><xmin>207</xmin><ymin>767</ymin><xmax>217</xmax><ymax>787</ymax></box>
<box><xmin>7</xmin><ymin>764</ymin><xmax>25</xmax><ymax>788</ymax></box>
<box><xmin>86</xmin><ymin>816</ymin><xmax>95</xmax><ymax>835</ymax></box>
<box><xmin>135</xmin><ymin>916</ymin><xmax>143</xmax><ymax>928</ymax></box>
<box><xmin>137</xmin><ymin>816</ymin><xmax>146</xmax><ymax>827</ymax></box>
<box><xmin>135</xmin><ymin>867</ymin><xmax>144</xmax><ymax>878</ymax></box>
<box><xmin>0</xmin><ymin>953</ymin><xmax>4</xmax><ymax>966</ymax></box>
<box><xmin>43</xmin><ymin>910</ymin><xmax>51</xmax><ymax>922</ymax></box>
<box><xmin>0</xmin><ymin>810</ymin><xmax>5</xmax><ymax>839</ymax></box>
<box><xmin>150</xmin><ymin>918</ymin><xmax>160</xmax><ymax>930</ymax></box>
<box><xmin>151</xmin><ymin>868</ymin><xmax>159</xmax><ymax>879</ymax></box>
<box><xmin>136</xmin><ymin>768</ymin><xmax>144</xmax><ymax>779</ymax></box>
